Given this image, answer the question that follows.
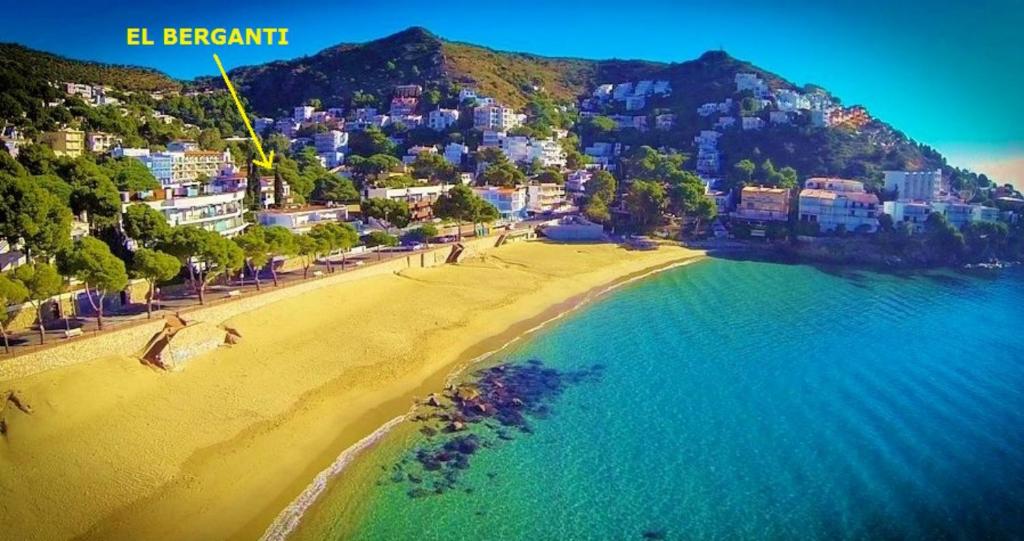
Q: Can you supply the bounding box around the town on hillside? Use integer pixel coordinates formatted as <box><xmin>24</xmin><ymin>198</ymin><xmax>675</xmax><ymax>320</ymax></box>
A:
<box><xmin>2</xmin><ymin>43</ymin><xmax>1024</xmax><ymax>354</ymax></box>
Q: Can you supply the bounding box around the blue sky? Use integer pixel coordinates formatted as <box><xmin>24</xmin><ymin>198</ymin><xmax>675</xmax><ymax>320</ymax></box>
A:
<box><xmin>2</xmin><ymin>0</ymin><xmax>1022</xmax><ymax>184</ymax></box>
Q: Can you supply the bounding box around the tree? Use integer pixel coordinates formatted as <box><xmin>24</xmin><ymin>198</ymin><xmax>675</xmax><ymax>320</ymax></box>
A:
<box><xmin>273</xmin><ymin>166</ymin><xmax>286</xmax><ymax>208</ymax></box>
<box><xmin>294</xmin><ymin>234</ymin><xmax>319</xmax><ymax>279</ymax></box>
<box><xmin>0</xmin><ymin>173</ymin><xmax>73</xmax><ymax>258</ymax></box>
<box><xmin>131</xmin><ymin>248</ymin><xmax>180</xmax><ymax>318</ymax></box>
<box><xmin>102</xmin><ymin>158</ymin><xmax>160</xmax><ymax>192</ymax></box>
<box><xmin>364</xmin><ymin>230</ymin><xmax>399</xmax><ymax>248</ymax></box>
<box><xmin>403</xmin><ymin>223</ymin><xmax>439</xmax><ymax>246</ymax></box>
<box><xmin>308</xmin><ymin>222</ymin><xmax>359</xmax><ymax>272</ymax></box>
<box><xmin>233</xmin><ymin>226</ymin><xmax>271</xmax><ymax>291</ymax></box>
<box><xmin>311</xmin><ymin>175</ymin><xmax>359</xmax><ymax>203</ymax></box>
<box><xmin>122</xmin><ymin>204</ymin><xmax>171</xmax><ymax>247</ymax></box>
<box><xmin>433</xmin><ymin>184</ymin><xmax>499</xmax><ymax>240</ymax></box>
<box><xmin>348</xmin><ymin>126</ymin><xmax>396</xmax><ymax>157</ymax></box>
<box><xmin>624</xmin><ymin>180</ymin><xmax>667</xmax><ymax>228</ymax></box>
<box><xmin>60</xmin><ymin>237</ymin><xmax>129</xmax><ymax>330</ymax></box>
<box><xmin>924</xmin><ymin>212</ymin><xmax>966</xmax><ymax>264</ymax></box>
<box><xmin>726</xmin><ymin>159</ymin><xmax>756</xmax><ymax>191</ymax></box>
<box><xmin>162</xmin><ymin>226</ymin><xmax>244</xmax><ymax>304</ymax></box>
<box><xmin>198</xmin><ymin>127</ymin><xmax>226</xmax><ymax>151</ymax></box>
<box><xmin>13</xmin><ymin>262</ymin><xmax>63</xmax><ymax>344</ymax></box>
<box><xmin>245</xmin><ymin>160</ymin><xmax>263</xmax><ymax>211</ymax></box>
<box><xmin>411</xmin><ymin>153</ymin><xmax>457</xmax><ymax>184</ymax></box>
<box><xmin>534</xmin><ymin>168</ymin><xmax>564</xmax><ymax>184</ymax></box>
<box><xmin>61</xmin><ymin>158</ymin><xmax>122</xmax><ymax>230</ymax></box>
<box><xmin>584</xmin><ymin>170</ymin><xmax>617</xmax><ymax>204</ymax></box>
<box><xmin>480</xmin><ymin>161</ymin><xmax>526</xmax><ymax>187</ymax></box>
<box><xmin>584</xmin><ymin>197</ymin><xmax>611</xmax><ymax>224</ymax></box>
<box><xmin>348</xmin><ymin>154</ymin><xmax>403</xmax><ymax>180</ymax></box>
<box><xmin>258</xmin><ymin>226</ymin><xmax>295</xmax><ymax>286</ymax></box>
<box><xmin>0</xmin><ymin>273</ymin><xmax>29</xmax><ymax>353</ymax></box>
<box><xmin>361</xmin><ymin>198</ymin><xmax>411</xmax><ymax>228</ymax></box>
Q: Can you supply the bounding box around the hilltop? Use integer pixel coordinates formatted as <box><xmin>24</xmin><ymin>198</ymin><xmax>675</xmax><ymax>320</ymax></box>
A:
<box><xmin>0</xmin><ymin>43</ymin><xmax>180</xmax><ymax>93</ymax></box>
<box><xmin>0</xmin><ymin>28</ymin><xmax>993</xmax><ymax>191</ymax></box>
<box><xmin>203</xmin><ymin>27</ymin><xmax>794</xmax><ymax>116</ymax></box>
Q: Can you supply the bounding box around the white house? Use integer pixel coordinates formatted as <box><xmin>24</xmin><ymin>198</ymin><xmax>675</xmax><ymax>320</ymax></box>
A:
<box><xmin>427</xmin><ymin>108</ymin><xmax>460</xmax><ymax>131</ymax></box>
<box><xmin>625</xmin><ymin>96</ymin><xmax>646</xmax><ymax>111</ymax></box>
<box><xmin>294</xmin><ymin>106</ymin><xmax>314</xmax><ymax>122</ymax></box>
<box><xmin>741</xmin><ymin>117</ymin><xmax>765</xmax><ymax>131</ymax></box>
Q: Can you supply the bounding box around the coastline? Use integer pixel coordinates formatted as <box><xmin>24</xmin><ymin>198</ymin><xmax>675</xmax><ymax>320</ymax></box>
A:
<box><xmin>259</xmin><ymin>254</ymin><xmax>707</xmax><ymax>541</ymax></box>
<box><xmin>0</xmin><ymin>241</ymin><xmax>703</xmax><ymax>541</ymax></box>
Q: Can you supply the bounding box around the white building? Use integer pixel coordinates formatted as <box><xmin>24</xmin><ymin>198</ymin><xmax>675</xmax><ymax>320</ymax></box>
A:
<box><xmin>458</xmin><ymin>88</ymin><xmax>478</xmax><ymax>102</ymax></box>
<box><xmin>625</xmin><ymin>96</ymin><xmax>646</xmax><ymax>111</ymax></box>
<box><xmin>294</xmin><ymin>106</ymin><xmax>314</xmax><ymax>122</ymax></box>
<box><xmin>256</xmin><ymin>205</ymin><xmax>349</xmax><ymax>233</ymax></box>
<box><xmin>883</xmin><ymin>200</ymin><xmax>1000</xmax><ymax>233</ymax></box>
<box><xmin>444</xmin><ymin>143</ymin><xmax>469</xmax><ymax>165</ymax></box>
<box><xmin>592</xmin><ymin>84</ymin><xmax>614</xmax><ymax>99</ymax></box>
<box><xmin>716</xmin><ymin>116</ymin><xmax>737</xmax><ymax>129</ymax></box>
<box><xmin>633</xmin><ymin>80</ymin><xmax>654</xmax><ymax>96</ymax></box>
<box><xmin>655</xmin><ymin>114</ymin><xmax>676</xmax><ymax>130</ymax></box>
<box><xmin>134</xmin><ymin>149</ymin><xmax>234</xmax><ymax>187</ymax></box>
<box><xmin>652</xmin><ymin>80</ymin><xmax>672</xmax><ymax>95</ymax></box>
<box><xmin>884</xmin><ymin>170</ymin><xmax>943</xmax><ymax>202</ymax></box>
<box><xmin>612</xmin><ymin>82</ymin><xmax>634</xmax><ymax>101</ymax></box>
<box><xmin>566</xmin><ymin>170</ymin><xmax>592</xmax><ymax>194</ymax></box>
<box><xmin>428</xmin><ymin>108</ymin><xmax>460</xmax><ymax>131</ymax></box>
<box><xmin>124</xmin><ymin>174</ymin><xmax>247</xmax><ymax>237</ymax></box>
<box><xmin>527</xmin><ymin>138</ymin><xmax>567</xmax><ymax>168</ymax></box>
<box><xmin>314</xmin><ymin>130</ymin><xmax>349</xmax><ymax>154</ymax></box>
<box><xmin>775</xmin><ymin>89</ymin><xmax>810</xmax><ymax>112</ymax></box>
<box><xmin>473</xmin><ymin>105</ymin><xmax>523</xmax><ymax>131</ymax></box>
<box><xmin>254</xmin><ymin>117</ymin><xmax>275</xmax><ymax>134</ymax></box>
<box><xmin>526</xmin><ymin>183</ymin><xmax>567</xmax><ymax>214</ymax></box>
<box><xmin>798</xmin><ymin>178</ymin><xmax>879</xmax><ymax>233</ymax></box>
<box><xmin>769</xmin><ymin>111</ymin><xmax>790</xmax><ymax>125</ymax></box>
<box><xmin>741</xmin><ymin>117</ymin><xmax>765</xmax><ymax>131</ymax></box>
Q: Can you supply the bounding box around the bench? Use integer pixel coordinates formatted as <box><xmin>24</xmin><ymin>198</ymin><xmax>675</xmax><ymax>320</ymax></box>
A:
<box><xmin>63</xmin><ymin>328</ymin><xmax>84</xmax><ymax>339</ymax></box>
<box><xmin>225</xmin><ymin>290</ymin><xmax>242</xmax><ymax>298</ymax></box>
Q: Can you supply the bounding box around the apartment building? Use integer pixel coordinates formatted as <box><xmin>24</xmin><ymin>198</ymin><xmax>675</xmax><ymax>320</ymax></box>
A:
<box><xmin>86</xmin><ymin>132</ymin><xmax>118</xmax><ymax>153</ymax></box>
<box><xmin>732</xmin><ymin>186</ymin><xmax>791</xmax><ymax>222</ymax></box>
<box><xmin>124</xmin><ymin>176</ymin><xmax>247</xmax><ymax>237</ymax></box>
<box><xmin>473</xmin><ymin>105</ymin><xmax>523</xmax><ymax>131</ymax></box>
<box><xmin>526</xmin><ymin>183</ymin><xmax>567</xmax><ymax>214</ymax></box>
<box><xmin>41</xmin><ymin>129</ymin><xmax>84</xmax><ymax>158</ymax></box>
<box><xmin>884</xmin><ymin>170</ymin><xmax>943</xmax><ymax>202</ymax></box>
<box><xmin>473</xmin><ymin>186</ymin><xmax>528</xmax><ymax>222</ymax></box>
<box><xmin>798</xmin><ymin>179</ymin><xmax>879</xmax><ymax>233</ymax></box>
<box><xmin>364</xmin><ymin>184</ymin><xmax>450</xmax><ymax>222</ymax></box>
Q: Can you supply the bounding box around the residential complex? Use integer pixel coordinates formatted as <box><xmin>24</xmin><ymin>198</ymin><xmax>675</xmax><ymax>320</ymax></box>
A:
<box><xmin>41</xmin><ymin>129</ymin><xmax>84</xmax><ymax>157</ymax></box>
<box><xmin>884</xmin><ymin>170</ymin><xmax>943</xmax><ymax>202</ymax></box>
<box><xmin>732</xmin><ymin>187</ymin><xmax>791</xmax><ymax>223</ymax></box>
<box><xmin>798</xmin><ymin>178</ymin><xmax>879</xmax><ymax>233</ymax></box>
<box><xmin>473</xmin><ymin>186</ymin><xmax>528</xmax><ymax>222</ymax></box>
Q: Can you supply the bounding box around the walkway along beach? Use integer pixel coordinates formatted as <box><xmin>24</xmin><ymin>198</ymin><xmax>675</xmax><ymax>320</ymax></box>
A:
<box><xmin>0</xmin><ymin>240</ymin><xmax>703</xmax><ymax>541</ymax></box>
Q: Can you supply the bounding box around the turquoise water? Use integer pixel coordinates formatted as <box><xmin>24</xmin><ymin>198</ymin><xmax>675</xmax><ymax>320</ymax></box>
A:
<box><xmin>308</xmin><ymin>259</ymin><xmax>1024</xmax><ymax>540</ymax></box>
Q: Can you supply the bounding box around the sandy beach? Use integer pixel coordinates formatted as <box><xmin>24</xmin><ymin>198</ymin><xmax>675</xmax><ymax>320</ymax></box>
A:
<box><xmin>0</xmin><ymin>241</ymin><xmax>702</xmax><ymax>541</ymax></box>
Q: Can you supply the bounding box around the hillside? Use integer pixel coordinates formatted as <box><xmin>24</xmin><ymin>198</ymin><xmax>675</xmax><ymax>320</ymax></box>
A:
<box><xmin>0</xmin><ymin>29</ymin><xmax>986</xmax><ymax>190</ymax></box>
<box><xmin>0</xmin><ymin>43</ymin><xmax>180</xmax><ymax>93</ymax></box>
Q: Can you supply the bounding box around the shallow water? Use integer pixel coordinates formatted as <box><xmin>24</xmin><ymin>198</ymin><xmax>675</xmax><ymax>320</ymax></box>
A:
<box><xmin>293</xmin><ymin>258</ymin><xmax>1024</xmax><ymax>540</ymax></box>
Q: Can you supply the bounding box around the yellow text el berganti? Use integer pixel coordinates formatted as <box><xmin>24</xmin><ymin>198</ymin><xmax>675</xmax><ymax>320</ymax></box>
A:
<box><xmin>126</xmin><ymin>27</ymin><xmax>289</xmax><ymax>46</ymax></box>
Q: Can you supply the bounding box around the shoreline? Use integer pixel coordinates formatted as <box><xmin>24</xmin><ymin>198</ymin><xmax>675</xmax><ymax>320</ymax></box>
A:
<box><xmin>0</xmin><ymin>241</ymin><xmax>704</xmax><ymax>541</ymax></box>
<box><xmin>258</xmin><ymin>255</ymin><xmax>707</xmax><ymax>541</ymax></box>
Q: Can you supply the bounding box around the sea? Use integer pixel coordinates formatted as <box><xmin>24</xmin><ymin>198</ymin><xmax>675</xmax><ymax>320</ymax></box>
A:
<box><xmin>284</xmin><ymin>257</ymin><xmax>1024</xmax><ymax>541</ymax></box>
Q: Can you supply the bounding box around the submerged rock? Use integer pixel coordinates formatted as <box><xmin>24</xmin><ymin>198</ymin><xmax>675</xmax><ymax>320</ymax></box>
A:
<box><xmin>391</xmin><ymin>359</ymin><xmax>603</xmax><ymax>498</ymax></box>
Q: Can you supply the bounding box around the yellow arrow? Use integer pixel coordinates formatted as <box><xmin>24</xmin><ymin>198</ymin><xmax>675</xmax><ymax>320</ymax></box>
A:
<box><xmin>213</xmin><ymin>53</ymin><xmax>274</xmax><ymax>169</ymax></box>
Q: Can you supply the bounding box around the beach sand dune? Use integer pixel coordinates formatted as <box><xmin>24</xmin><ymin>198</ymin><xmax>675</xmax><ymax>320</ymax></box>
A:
<box><xmin>0</xmin><ymin>241</ymin><xmax>701</xmax><ymax>541</ymax></box>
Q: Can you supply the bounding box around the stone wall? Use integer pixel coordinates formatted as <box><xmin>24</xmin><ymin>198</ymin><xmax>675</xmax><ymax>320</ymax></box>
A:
<box><xmin>0</xmin><ymin>239</ymin><xmax>506</xmax><ymax>382</ymax></box>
